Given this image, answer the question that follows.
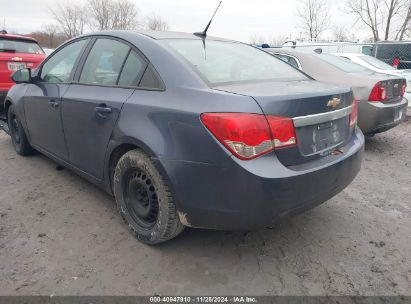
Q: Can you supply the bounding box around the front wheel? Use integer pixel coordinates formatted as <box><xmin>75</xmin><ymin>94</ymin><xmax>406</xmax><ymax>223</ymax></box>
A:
<box><xmin>8</xmin><ymin>105</ymin><xmax>35</xmax><ymax>156</ymax></box>
<box><xmin>113</xmin><ymin>149</ymin><xmax>185</xmax><ymax>244</ymax></box>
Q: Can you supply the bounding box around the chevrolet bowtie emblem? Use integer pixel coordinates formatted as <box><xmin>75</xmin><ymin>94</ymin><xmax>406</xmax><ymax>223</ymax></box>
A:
<box><xmin>327</xmin><ymin>98</ymin><xmax>341</xmax><ymax>108</ymax></box>
<box><xmin>12</xmin><ymin>57</ymin><xmax>23</xmax><ymax>61</ymax></box>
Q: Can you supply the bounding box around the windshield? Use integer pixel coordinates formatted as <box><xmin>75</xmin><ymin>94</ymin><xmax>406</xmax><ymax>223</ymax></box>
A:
<box><xmin>163</xmin><ymin>39</ymin><xmax>308</xmax><ymax>85</ymax></box>
<box><xmin>359</xmin><ymin>55</ymin><xmax>397</xmax><ymax>70</ymax></box>
<box><xmin>318</xmin><ymin>53</ymin><xmax>371</xmax><ymax>73</ymax></box>
<box><xmin>0</xmin><ymin>38</ymin><xmax>44</xmax><ymax>54</ymax></box>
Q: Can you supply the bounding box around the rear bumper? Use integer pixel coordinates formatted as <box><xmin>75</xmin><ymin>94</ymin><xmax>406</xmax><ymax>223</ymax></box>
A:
<box><xmin>405</xmin><ymin>92</ymin><xmax>411</xmax><ymax>115</ymax></box>
<box><xmin>358</xmin><ymin>98</ymin><xmax>408</xmax><ymax>134</ymax></box>
<box><xmin>160</xmin><ymin>128</ymin><xmax>364</xmax><ymax>230</ymax></box>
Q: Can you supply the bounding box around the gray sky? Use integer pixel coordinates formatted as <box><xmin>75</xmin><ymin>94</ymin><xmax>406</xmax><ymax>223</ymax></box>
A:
<box><xmin>0</xmin><ymin>0</ymin><xmax>365</xmax><ymax>43</ymax></box>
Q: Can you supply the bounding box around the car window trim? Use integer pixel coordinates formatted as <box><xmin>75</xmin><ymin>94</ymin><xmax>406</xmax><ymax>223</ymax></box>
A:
<box><xmin>76</xmin><ymin>37</ymin><xmax>133</xmax><ymax>86</ymax></box>
<box><xmin>37</xmin><ymin>37</ymin><xmax>91</xmax><ymax>84</ymax></box>
<box><xmin>116</xmin><ymin>48</ymin><xmax>133</xmax><ymax>85</ymax></box>
<box><xmin>117</xmin><ymin>49</ymin><xmax>150</xmax><ymax>87</ymax></box>
<box><xmin>274</xmin><ymin>53</ymin><xmax>303</xmax><ymax>70</ymax></box>
<box><xmin>71</xmin><ymin>35</ymin><xmax>163</xmax><ymax>90</ymax></box>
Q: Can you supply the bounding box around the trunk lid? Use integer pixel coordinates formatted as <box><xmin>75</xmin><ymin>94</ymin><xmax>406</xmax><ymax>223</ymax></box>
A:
<box><xmin>214</xmin><ymin>80</ymin><xmax>354</xmax><ymax>166</ymax></box>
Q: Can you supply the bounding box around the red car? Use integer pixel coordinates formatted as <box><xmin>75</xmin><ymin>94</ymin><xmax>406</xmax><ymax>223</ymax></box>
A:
<box><xmin>0</xmin><ymin>31</ymin><xmax>46</xmax><ymax>114</ymax></box>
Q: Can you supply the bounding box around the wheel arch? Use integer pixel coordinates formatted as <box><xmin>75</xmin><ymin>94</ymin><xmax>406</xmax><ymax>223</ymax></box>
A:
<box><xmin>4</xmin><ymin>98</ymin><xmax>13</xmax><ymax>118</ymax></box>
<box><xmin>105</xmin><ymin>137</ymin><xmax>176</xmax><ymax>201</ymax></box>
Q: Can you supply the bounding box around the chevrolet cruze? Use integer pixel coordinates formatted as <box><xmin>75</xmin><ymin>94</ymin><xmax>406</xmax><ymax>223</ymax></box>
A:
<box><xmin>3</xmin><ymin>31</ymin><xmax>364</xmax><ymax>244</ymax></box>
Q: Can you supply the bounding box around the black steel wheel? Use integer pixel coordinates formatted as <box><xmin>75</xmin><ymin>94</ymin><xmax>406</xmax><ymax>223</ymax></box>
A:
<box><xmin>8</xmin><ymin>105</ymin><xmax>34</xmax><ymax>156</ymax></box>
<box><xmin>114</xmin><ymin>149</ymin><xmax>185</xmax><ymax>244</ymax></box>
<box><xmin>124</xmin><ymin>169</ymin><xmax>159</xmax><ymax>229</ymax></box>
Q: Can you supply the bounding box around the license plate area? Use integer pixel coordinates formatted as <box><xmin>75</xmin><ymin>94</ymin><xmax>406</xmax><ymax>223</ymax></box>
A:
<box><xmin>8</xmin><ymin>62</ymin><xmax>26</xmax><ymax>71</ymax></box>
<box><xmin>295</xmin><ymin>117</ymin><xmax>349</xmax><ymax>156</ymax></box>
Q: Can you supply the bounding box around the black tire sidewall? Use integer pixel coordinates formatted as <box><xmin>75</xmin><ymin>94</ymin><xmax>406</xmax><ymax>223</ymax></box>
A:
<box><xmin>8</xmin><ymin>105</ymin><xmax>24</xmax><ymax>154</ymax></box>
<box><xmin>114</xmin><ymin>150</ymin><xmax>180</xmax><ymax>244</ymax></box>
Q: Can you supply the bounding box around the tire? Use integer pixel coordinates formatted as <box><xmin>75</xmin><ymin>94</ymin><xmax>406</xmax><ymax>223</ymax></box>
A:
<box><xmin>8</xmin><ymin>105</ymin><xmax>35</xmax><ymax>156</ymax></box>
<box><xmin>113</xmin><ymin>149</ymin><xmax>185</xmax><ymax>244</ymax></box>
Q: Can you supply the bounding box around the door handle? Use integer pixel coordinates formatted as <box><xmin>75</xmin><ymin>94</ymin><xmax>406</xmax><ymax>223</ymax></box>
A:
<box><xmin>95</xmin><ymin>105</ymin><xmax>112</xmax><ymax>117</ymax></box>
<box><xmin>48</xmin><ymin>100</ymin><xmax>60</xmax><ymax>108</ymax></box>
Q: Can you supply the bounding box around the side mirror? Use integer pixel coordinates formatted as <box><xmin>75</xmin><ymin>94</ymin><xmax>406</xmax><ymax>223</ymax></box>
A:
<box><xmin>11</xmin><ymin>68</ymin><xmax>32</xmax><ymax>84</ymax></box>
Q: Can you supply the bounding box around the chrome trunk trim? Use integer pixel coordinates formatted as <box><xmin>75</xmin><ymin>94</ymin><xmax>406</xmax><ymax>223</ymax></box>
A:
<box><xmin>293</xmin><ymin>106</ymin><xmax>352</xmax><ymax>127</ymax></box>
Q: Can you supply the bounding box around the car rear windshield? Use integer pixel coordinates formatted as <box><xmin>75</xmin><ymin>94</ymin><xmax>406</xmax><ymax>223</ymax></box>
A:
<box><xmin>359</xmin><ymin>55</ymin><xmax>396</xmax><ymax>70</ymax></box>
<box><xmin>163</xmin><ymin>39</ymin><xmax>308</xmax><ymax>85</ymax></box>
<box><xmin>0</xmin><ymin>38</ymin><xmax>44</xmax><ymax>54</ymax></box>
<box><xmin>318</xmin><ymin>53</ymin><xmax>371</xmax><ymax>73</ymax></box>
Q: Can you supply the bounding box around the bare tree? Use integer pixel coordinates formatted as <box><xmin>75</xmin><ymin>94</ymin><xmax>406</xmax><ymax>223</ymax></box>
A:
<box><xmin>42</xmin><ymin>24</ymin><xmax>59</xmax><ymax>48</ymax></box>
<box><xmin>296</xmin><ymin>0</ymin><xmax>330</xmax><ymax>41</ymax></box>
<box><xmin>50</xmin><ymin>2</ymin><xmax>88</xmax><ymax>38</ymax></box>
<box><xmin>88</xmin><ymin>0</ymin><xmax>138</xmax><ymax>30</ymax></box>
<box><xmin>112</xmin><ymin>0</ymin><xmax>139</xmax><ymax>30</ymax></box>
<box><xmin>396</xmin><ymin>2</ymin><xmax>411</xmax><ymax>39</ymax></box>
<box><xmin>145</xmin><ymin>13</ymin><xmax>169</xmax><ymax>31</ymax></box>
<box><xmin>333</xmin><ymin>25</ymin><xmax>349</xmax><ymax>41</ymax></box>
<box><xmin>249</xmin><ymin>34</ymin><xmax>266</xmax><ymax>45</ymax></box>
<box><xmin>88</xmin><ymin>0</ymin><xmax>112</xmax><ymax>30</ymax></box>
<box><xmin>269</xmin><ymin>35</ymin><xmax>288</xmax><ymax>47</ymax></box>
<box><xmin>347</xmin><ymin>0</ymin><xmax>411</xmax><ymax>41</ymax></box>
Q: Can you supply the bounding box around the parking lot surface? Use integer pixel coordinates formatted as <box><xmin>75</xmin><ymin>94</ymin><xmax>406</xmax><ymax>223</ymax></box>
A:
<box><xmin>0</xmin><ymin>119</ymin><xmax>410</xmax><ymax>296</ymax></box>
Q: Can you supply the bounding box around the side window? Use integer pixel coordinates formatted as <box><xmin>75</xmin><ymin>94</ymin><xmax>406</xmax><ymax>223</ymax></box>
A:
<box><xmin>139</xmin><ymin>65</ymin><xmax>164</xmax><ymax>89</ymax></box>
<box><xmin>287</xmin><ymin>57</ymin><xmax>300</xmax><ymax>69</ymax></box>
<box><xmin>40</xmin><ymin>39</ymin><xmax>87</xmax><ymax>83</ymax></box>
<box><xmin>118</xmin><ymin>51</ymin><xmax>147</xmax><ymax>87</ymax></box>
<box><xmin>80</xmin><ymin>38</ymin><xmax>130</xmax><ymax>86</ymax></box>
<box><xmin>275</xmin><ymin>54</ymin><xmax>299</xmax><ymax>69</ymax></box>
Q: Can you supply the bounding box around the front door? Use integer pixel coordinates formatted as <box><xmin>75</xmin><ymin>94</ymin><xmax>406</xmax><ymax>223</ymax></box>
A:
<box><xmin>24</xmin><ymin>39</ymin><xmax>89</xmax><ymax>160</ymax></box>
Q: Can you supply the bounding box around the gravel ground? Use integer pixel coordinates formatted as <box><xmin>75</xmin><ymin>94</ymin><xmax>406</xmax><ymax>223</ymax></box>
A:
<box><xmin>0</xmin><ymin>118</ymin><xmax>410</xmax><ymax>296</ymax></box>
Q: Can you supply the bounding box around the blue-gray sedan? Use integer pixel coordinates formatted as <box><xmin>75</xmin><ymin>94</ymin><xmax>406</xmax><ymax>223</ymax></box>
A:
<box><xmin>2</xmin><ymin>31</ymin><xmax>364</xmax><ymax>244</ymax></box>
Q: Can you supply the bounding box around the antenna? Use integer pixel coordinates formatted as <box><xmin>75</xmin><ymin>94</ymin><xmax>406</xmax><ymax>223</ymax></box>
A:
<box><xmin>194</xmin><ymin>1</ymin><xmax>222</xmax><ymax>38</ymax></box>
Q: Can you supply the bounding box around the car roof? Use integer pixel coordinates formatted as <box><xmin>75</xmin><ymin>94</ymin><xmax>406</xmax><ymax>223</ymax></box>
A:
<box><xmin>0</xmin><ymin>33</ymin><xmax>38</xmax><ymax>42</ymax></box>
<box><xmin>265</xmin><ymin>48</ymin><xmax>317</xmax><ymax>57</ymax></box>
<box><xmin>83</xmin><ymin>30</ymin><xmax>236</xmax><ymax>42</ymax></box>
<box><xmin>333</xmin><ymin>53</ymin><xmax>368</xmax><ymax>57</ymax></box>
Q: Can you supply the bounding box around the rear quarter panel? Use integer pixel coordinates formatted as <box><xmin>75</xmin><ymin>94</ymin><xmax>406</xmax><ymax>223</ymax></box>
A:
<box><xmin>109</xmin><ymin>87</ymin><xmax>263</xmax><ymax>165</ymax></box>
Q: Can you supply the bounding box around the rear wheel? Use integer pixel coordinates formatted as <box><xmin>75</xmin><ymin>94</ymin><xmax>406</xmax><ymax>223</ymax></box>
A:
<box><xmin>8</xmin><ymin>105</ymin><xmax>35</xmax><ymax>156</ymax></box>
<box><xmin>113</xmin><ymin>149</ymin><xmax>185</xmax><ymax>244</ymax></box>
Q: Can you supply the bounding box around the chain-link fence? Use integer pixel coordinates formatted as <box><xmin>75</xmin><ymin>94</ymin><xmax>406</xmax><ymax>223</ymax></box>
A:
<box><xmin>280</xmin><ymin>42</ymin><xmax>411</xmax><ymax>70</ymax></box>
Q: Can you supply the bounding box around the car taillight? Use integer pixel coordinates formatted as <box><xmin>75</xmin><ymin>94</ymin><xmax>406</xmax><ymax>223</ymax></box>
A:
<box><xmin>393</xmin><ymin>57</ymin><xmax>400</xmax><ymax>69</ymax></box>
<box><xmin>369</xmin><ymin>82</ymin><xmax>387</xmax><ymax>102</ymax></box>
<box><xmin>350</xmin><ymin>99</ymin><xmax>359</xmax><ymax>127</ymax></box>
<box><xmin>401</xmin><ymin>81</ymin><xmax>407</xmax><ymax>97</ymax></box>
<box><xmin>200</xmin><ymin>113</ymin><xmax>297</xmax><ymax>160</ymax></box>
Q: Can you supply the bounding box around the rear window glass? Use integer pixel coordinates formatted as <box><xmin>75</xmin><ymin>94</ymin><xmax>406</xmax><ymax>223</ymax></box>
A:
<box><xmin>0</xmin><ymin>38</ymin><xmax>44</xmax><ymax>54</ymax></box>
<box><xmin>359</xmin><ymin>55</ymin><xmax>396</xmax><ymax>70</ymax></box>
<box><xmin>163</xmin><ymin>39</ymin><xmax>307</xmax><ymax>86</ymax></box>
<box><xmin>318</xmin><ymin>54</ymin><xmax>371</xmax><ymax>73</ymax></box>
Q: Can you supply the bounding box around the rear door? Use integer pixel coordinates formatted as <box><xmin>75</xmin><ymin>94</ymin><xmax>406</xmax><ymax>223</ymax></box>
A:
<box><xmin>61</xmin><ymin>37</ymin><xmax>147</xmax><ymax>179</ymax></box>
<box><xmin>23</xmin><ymin>38</ymin><xmax>89</xmax><ymax>159</ymax></box>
